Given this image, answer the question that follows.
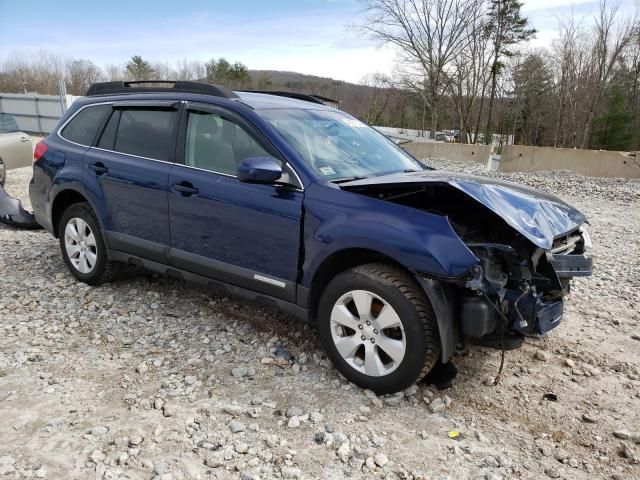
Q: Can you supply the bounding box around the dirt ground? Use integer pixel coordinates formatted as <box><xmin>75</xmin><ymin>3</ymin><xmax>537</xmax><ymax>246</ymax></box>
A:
<box><xmin>0</xmin><ymin>160</ymin><xmax>639</xmax><ymax>480</ymax></box>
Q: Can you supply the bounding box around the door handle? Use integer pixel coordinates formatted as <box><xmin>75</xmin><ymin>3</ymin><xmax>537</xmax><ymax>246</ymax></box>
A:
<box><xmin>89</xmin><ymin>163</ymin><xmax>108</xmax><ymax>174</ymax></box>
<box><xmin>20</xmin><ymin>137</ymin><xmax>30</xmax><ymax>143</ymax></box>
<box><xmin>172</xmin><ymin>182</ymin><xmax>199</xmax><ymax>196</ymax></box>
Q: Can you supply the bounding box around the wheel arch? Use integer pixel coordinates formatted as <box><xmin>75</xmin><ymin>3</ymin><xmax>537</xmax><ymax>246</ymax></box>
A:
<box><xmin>307</xmin><ymin>247</ymin><xmax>407</xmax><ymax>323</ymax></box>
<box><xmin>308</xmin><ymin>247</ymin><xmax>459</xmax><ymax>365</ymax></box>
<box><xmin>51</xmin><ymin>188</ymin><xmax>99</xmax><ymax>238</ymax></box>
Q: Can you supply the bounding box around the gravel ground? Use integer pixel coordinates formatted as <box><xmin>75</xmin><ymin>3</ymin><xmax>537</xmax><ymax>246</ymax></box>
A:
<box><xmin>1</xmin><ymin>160</ymin><xmax>639</xmax><ymax>480</ymax></box>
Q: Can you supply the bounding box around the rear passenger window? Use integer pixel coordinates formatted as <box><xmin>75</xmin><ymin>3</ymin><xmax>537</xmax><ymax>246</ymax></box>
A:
<box><xmin>114</xmin><ymin>109</ymin><xmax>177</xmax><ymax>161</ymax></box>
<box><xmin>61</xmin><ymin>104</ymin><xmax>110</xmax><ymax>145</ymax></box>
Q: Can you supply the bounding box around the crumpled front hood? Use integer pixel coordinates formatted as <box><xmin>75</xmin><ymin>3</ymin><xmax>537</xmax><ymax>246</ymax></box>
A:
<box><xmin>340</xmin><ymin>171</ymin><xmax>586</xmax><ymax>250</ymax></box>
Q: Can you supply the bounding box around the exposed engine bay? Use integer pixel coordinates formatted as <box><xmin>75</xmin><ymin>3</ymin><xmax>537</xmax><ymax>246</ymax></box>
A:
<box><xmin>342</xmin><ymin>179</ymin><xmax>593</xmax><ymax>346</ymax></box>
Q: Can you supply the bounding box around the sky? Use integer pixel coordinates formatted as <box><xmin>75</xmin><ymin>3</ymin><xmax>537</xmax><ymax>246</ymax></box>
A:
<box><xmin>0</xmin><ymin>0</ymin><xmax>637</xmax><ymax>84</ymax></box>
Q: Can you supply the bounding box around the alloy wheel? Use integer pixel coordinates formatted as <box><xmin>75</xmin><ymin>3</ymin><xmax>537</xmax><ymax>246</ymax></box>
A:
<box><xmin>64</xmin><ymin>217</ymin><xmax>98</xmax><ymax>274</ymax></box>
<box><xmin>330</xmin><ymin>289</ymin><xmax>406</xmax><ymax>376</ymax></box>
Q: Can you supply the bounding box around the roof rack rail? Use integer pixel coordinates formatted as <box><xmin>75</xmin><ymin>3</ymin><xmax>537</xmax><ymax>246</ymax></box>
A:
<box><xmin>239</xmin><ymin>90</ymin><xmax>337</xmax><ymax>106</ymax></box>
<box><xmin>86</xmin><ymin>80</ymin><xmax>239</xmax><ymax>98</ymax></box>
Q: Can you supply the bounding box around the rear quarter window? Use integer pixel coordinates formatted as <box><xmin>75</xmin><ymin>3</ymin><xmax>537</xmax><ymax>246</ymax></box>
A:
<box><xmin>61</xmin><ymin>104</ymin><xmax>110</xmax><ymax>145</ymax></box>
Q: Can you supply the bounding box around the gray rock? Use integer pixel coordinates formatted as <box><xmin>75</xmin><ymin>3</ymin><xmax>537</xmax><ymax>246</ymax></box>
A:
<box><xmin>162</xmin><ymin>404</ymin><xmax>177</xmax><ymax>417</ymax></box>
<box><xmin>373</xmin><ymin>452</ymin><xmax>388</xmax><ymax>468</ymax></box>
<box><xmin>88</xmin><ymin>426</ymin><xmax>109</xmax><ymax>436</ymax></box>
<box><xmin>483</xmin><ymin>456</ymin><xmax>499</xmax><ymax>468</ymax></box>
<box><xmin>90</xmin><ymin>449</ymin><xmax>106</xmax><ymax>464</ymax></box>
<box><xmin>0</xmin><ymin>456</ymin><xmax>16</xmax><ymax>475</ymax></box>
<box><xmin>309</xmin><ymin>411</ymin><xmax>324</xmax><ymax>424</ymax></box>
<box><xmin>337</xmin><ymin>441</ymin><xmax>350</xmax><ymax>461</ymax></box>
<box><xmin>554</xmin><ymin>448</ymin><xmax>568</xmax><ymax>461</ymax></box>
<box><xmin>383</xmin><ymin>393</ymin><xmax>404</xmax><ymax>406</ymax></box>
<box><xmin>614</xmin><ymin>429</ymin><xmax>631</xmax><ymax>440</ymax></box>
<box><xmin>281</xmin><ymin>466</ymin><xmax>301</xmax><ymax>479</ymax></box>
<box><xmin>223</xmin><ymin>404</ymin><xmax>244</xmax><ymax>416</ymax></box>
<box><xmin>229</xmin><ymin>420</ymin><xmax>246</xmax><ymax>433</ymax></box>
<box><xmin>154</xmin><ymin>460</ymin><xmax>169</xmax><ymax>474</ymax></box>
<box><xmin>544</xmin><ymin>467</ymin><xmax>561</xmax><ymax>478</ymax></box>
<box><xmin>535</xmin><ymin>350</ymin><xmax>551</xmax><ymax>361</ymax></box>
<box><xmin>265</xmin><ymin>434</ymin><xmax>279</xmax><ymax>448</ymax></box>
<box><xmin>231</xmin><ymin>367</ymin><xmax>250</xmax><ymax>378</ymax></box>
<box><xmin>235</xmin><ymin>442</ymin><xmax>249</xmax><ymax>454</ymax></box>
<box><xmin>285</xmin><ymin>406</ymin><xmax>304</xmax><ymax>418</ymax></box>
<box><xmin>429</xmin><ymin>398</ymin><xmax>446</xmax><ymax>413</ymax></box>
<box><xmin>287</xmin><ymin>416</ymin><xmax>301</xmax><ymax>428</ymax></box>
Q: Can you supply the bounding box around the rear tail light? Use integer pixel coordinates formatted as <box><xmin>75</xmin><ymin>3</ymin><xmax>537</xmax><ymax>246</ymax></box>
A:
<box><xmin>34</xmin><ymin>141</ymin><xmax>48</xmax><ymax>163</ymax></box>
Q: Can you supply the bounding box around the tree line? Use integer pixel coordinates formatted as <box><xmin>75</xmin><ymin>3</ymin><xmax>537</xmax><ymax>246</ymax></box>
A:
<box><xmin>0</xmin><ymin>53</ymin><xmax>261</xmax><ymax>96</ymax></box>
<box><xmin>0</xmin><ymin>0</ymin><xmax>638</xmax><ymax>151</ymax></box>
<box><xmin>356</xmin><ymin>0</ymin><xmax>640</xmax><ymax>150</ymax></box>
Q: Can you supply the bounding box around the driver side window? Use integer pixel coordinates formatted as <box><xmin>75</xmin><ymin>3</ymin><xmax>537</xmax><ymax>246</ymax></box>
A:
<box><xmin>185</xmin><ymin>111</ymin><xmax>273</xmax><ymax>176</ymax></box>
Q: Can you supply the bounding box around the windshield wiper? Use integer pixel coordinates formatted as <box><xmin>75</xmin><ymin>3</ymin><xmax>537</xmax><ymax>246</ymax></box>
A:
<box><xmin>331</xmin><ymin>176</ymin><xmax>368</xmax><ymax>184</ymax></box>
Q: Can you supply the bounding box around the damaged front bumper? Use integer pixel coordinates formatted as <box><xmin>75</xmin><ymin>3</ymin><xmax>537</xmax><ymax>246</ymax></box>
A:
<box><xmin>0</xmin><ymin>184</ymin><xmax>41</xmax><ymax>229</ymax></box>
<box><xmin>546</xmin><ymin>252</ymin><xmax>592</xmax><ymax>278</ymax></box>
<box><xmin>460</xmin><ymin>234</ymin><xmax>593</xmax><ymax>342</ymax></box>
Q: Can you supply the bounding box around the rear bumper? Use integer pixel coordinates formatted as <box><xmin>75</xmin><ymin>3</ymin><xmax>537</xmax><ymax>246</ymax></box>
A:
<box><xmin>0</xmin><ymin>183</ymin><xmax>41</xmax><ymax>229</ymax></box>
<box><xmin>546</xmin><ymin>252</ymin><xmax>593</xmax><ymax>278</ymax></box>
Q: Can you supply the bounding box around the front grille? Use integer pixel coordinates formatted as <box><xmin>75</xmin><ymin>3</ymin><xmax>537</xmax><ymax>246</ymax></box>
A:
<box><xmin>551</xmin><ymin>231</ymin><xmax>584</xmax><ymax>255</ymax></box>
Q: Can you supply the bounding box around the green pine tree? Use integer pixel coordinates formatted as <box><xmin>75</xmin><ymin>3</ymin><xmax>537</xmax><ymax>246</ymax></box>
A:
<box><xmin>591</xmin><ymin>85</ymin><xmax>634</xmax><ymax>151</ymax></box>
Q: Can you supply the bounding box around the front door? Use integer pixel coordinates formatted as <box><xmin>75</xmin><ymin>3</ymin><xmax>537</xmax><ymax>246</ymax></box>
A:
<box><xmin>168</xmin><ymin>104</ymin><xmax>303</xmax><ymax>301</ymax></box>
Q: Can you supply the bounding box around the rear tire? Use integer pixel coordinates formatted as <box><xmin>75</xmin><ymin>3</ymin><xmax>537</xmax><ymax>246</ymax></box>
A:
<box><xmin>58</xmin><ymin>203</ymin><xmax>119</xmax><ymax>285</ymax></box>
<box><xmin>318</xmin><ymin>263</ymin><xmax>440</xmax><ymax>394</ymax></box>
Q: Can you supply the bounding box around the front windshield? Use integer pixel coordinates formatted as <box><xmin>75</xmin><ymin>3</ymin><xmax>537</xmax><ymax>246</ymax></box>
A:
<box><xmin>257</xmin><ymin>108</ymin><xmax>424</xmax><ymax>181</ymax></box>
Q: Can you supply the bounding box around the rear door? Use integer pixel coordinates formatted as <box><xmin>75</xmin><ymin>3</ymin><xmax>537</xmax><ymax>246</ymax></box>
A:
<box><xmin>168</xmin><ymin>103</ymin><xmax>303</xmax><ymax>301</ymax></box>
<box><xmin>84</xmin><ymin>101</ymin><xmax>180</xmax><ymax>262</ymax></box>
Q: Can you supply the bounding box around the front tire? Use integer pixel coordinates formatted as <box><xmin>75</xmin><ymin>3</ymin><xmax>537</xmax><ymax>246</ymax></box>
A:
<box><xmin>318</xmin><ymin>263</ymin><xmax>441</xmax><ymax>394</ymax></box>
<box><xmin>58</xmin><ymin>203</ymin><xmax>119</xmax><ymax>285</ymax></box>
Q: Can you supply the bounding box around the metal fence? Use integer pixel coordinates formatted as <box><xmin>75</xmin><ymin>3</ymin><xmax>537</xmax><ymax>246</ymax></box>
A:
<box><xmin>0</xmin><ymin>91</ymin><xmax>82</xmax><ymax>135</ymax></box>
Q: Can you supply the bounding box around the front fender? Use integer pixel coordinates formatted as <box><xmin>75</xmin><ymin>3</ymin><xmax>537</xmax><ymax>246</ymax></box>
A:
<box><xmin>301</xmin><ymin>183</ymin><xmax>478</xmax><ymax>286</ymax></box>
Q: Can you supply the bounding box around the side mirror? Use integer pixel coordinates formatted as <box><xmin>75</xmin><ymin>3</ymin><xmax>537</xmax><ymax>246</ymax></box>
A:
<box><xmin>237</xmin><ymin>157</ymin><xmax>283</xmax><ymax>184</ymax></box>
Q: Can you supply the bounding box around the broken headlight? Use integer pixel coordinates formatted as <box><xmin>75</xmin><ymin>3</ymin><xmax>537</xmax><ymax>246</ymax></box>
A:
<box><xmin>579</xmin><ymin>224</ymin><xmax>592</xmax><ymax>250</ymax></box>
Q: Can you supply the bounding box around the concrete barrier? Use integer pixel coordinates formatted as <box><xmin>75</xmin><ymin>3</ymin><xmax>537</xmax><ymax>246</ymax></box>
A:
<box><xmin>500</xmin><ymin>145</ymin><xmax>640</xmax><ymax>178</ymax></box>
<box><xmin>402</xmin><ymin>142</ymin><xmax>491</xmax><ymax>165</ymax></box>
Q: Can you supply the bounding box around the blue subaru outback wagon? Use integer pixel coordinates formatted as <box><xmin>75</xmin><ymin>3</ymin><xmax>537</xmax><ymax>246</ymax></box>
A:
<box><xmin>29</xmin><ymin>81</ymin><xmax>592</xmax><ymax>393</ymax></box>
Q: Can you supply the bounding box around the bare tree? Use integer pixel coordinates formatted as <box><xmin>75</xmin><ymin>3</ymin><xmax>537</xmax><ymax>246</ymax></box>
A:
<box><xmin>103</xmin><ymin>64</ymin><xmax>123</xmax><ymax>81</ymax></box>
<box><xmin>355</xmin><ymin>0</ymin><xmax>480</xmax><ymax>138</ymax></box>
<box><xmin>361</xmin><ymin>73</ymin><xmax>396</xmax><ymax>125</ymax></box>
<box><xmin>175</xmin><ymin>59</ymin><xmax>205</xmax><ymax>81</ymax></box>
<box><xmin>66</xmin><ymin>59</ymin><xmax>103</xmax><ymax>95</ymax></box>
<box><xmin>579</xmin><ymin>0</ymin><xmax>638</xmax><ymax>148</ymax></box>
<box><xmin>0</xmin><ymin>51</ymin><xmax>64</xmax><ymax>94</ymax></box>
<box><xmin>446</xmin><ymin>0</ymin><xmax>491</xmax><ymax>143</ymax></box>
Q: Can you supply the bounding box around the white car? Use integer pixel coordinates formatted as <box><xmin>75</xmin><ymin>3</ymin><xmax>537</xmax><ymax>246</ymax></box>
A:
<box><xmin>0</xmin><ymin>114</ymin><xmax>33</xmax><ymax>186</ymax></box>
